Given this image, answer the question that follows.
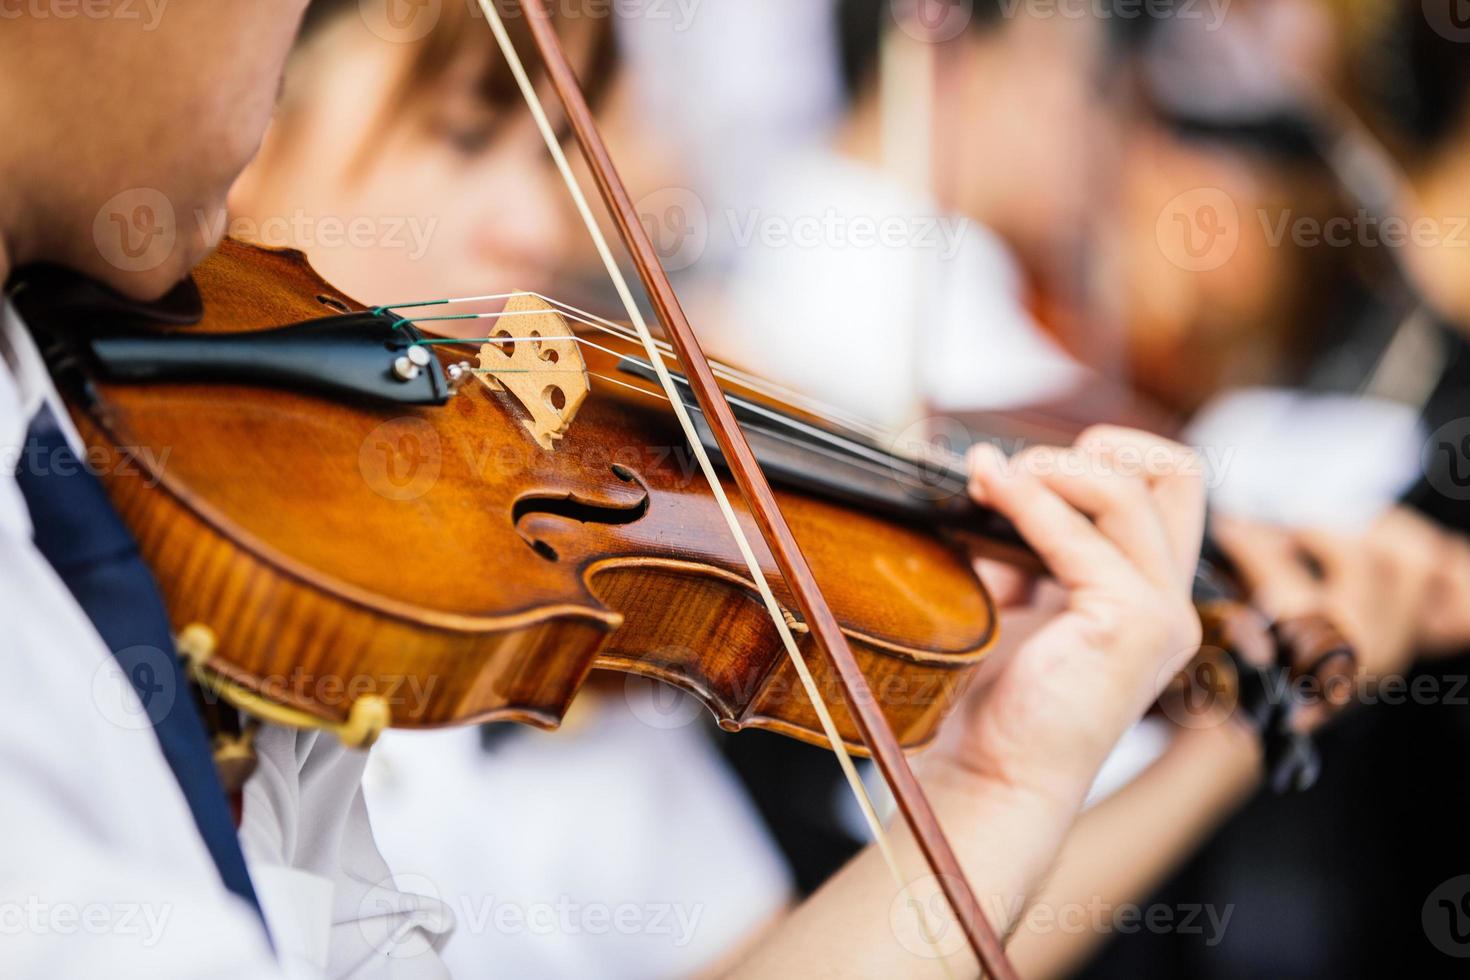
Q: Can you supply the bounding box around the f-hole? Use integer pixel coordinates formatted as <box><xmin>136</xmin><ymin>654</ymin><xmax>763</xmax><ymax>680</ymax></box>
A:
<box><xmin>513</xmin><ymin>465</ymin><xmax>651</xmax><ymax>561</ymax></box>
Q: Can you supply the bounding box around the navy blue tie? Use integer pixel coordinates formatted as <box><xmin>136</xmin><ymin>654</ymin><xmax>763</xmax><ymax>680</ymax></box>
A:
<box><xmin>14</xmin><ymin>406</ymin><xmax>266</xmax><ymax>924</ymax></box>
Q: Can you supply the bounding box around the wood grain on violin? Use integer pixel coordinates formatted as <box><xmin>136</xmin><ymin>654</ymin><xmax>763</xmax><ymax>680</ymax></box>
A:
<box><xmin>46</xmin><ymin>239</ymin><xmax>997</xmax><ymax>752</ymax></box>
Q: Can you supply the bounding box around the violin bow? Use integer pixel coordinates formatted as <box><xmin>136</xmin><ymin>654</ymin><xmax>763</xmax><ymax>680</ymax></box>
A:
<box><xmin>476</xmin><ymin>1</ymin><xmax>1018</xmax><ymax>975</ymax></box>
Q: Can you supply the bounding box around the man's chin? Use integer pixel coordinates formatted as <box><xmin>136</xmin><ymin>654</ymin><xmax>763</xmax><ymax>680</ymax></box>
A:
<box><xmin>90</xmin><ymin>236</ymin><xmax>211</xmax><ymax>303</ymax></box>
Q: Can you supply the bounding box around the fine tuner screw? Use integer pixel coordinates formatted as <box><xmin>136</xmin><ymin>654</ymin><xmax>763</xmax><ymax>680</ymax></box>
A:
<box><xmin>392</xmin><ymin>345</ymin><xmax>433</xmax><ymax>382</ymax></box>
<box><xmin>446</xmin><ymin>361</ymin><xmax>474</xmax><ymax>393</ymax></box>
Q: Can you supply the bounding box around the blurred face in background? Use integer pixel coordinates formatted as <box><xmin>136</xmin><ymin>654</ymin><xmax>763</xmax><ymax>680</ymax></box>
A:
<box><xmin>1108</xmin><ymin>120</ymin><xmax>1347</xmax><ymax>413</ymax></box>
<box><xmin>933</xmin><ymin>11</ymin><xmax>1113</xmax><ymax>284</ymax></box>
<box><xmin>1394</xmin><ymin>143</ymin><xmax>1470</xmax><ymax>330</ymax></box>
<box><xmin>229</xmin><ymin>2</ymin><xmax>615</xmax><ymax>304</ymax></box>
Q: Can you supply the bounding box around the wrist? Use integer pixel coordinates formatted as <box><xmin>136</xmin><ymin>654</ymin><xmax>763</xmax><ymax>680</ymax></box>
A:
<box><xmin>1170</xmin><ymin>717</ymin><xmax>1266</xmax><ymax>795</ymax></box>
<box><xmin>918</xmin><ymin>753</ymin><xmax>1087</xmax><ymax>843</ymax></box>
<box><xmin>913</xmin><ymin>756</ymin><xmax>1085</xmax><ymax>936</ymax></box>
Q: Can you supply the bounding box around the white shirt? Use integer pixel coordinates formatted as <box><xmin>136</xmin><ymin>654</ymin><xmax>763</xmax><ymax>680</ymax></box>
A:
<box><xmin>1186</xmin><ymin>386</ymin><xmax>1424</xmax><ymax>529</ymax></box>
<box><xmin>709</xmin><ymin>150</ymin><xmax>1089</xmax><ymax>433</ymax></box>
<box><xmin>0</xmin><ymin>298</ymin><xmax>284</xmax><ymax>979</ymax></box>
<box><xmin>241</xmin><ymin>726</ymin><xmax>455</xmax><ymax>979</ymax></box>
<box><xmin>362</xmin><ymin>694</ymin><xmax>792</xmax><ymax>979</ymax></box>
<box><xmin>619</xmin><ymin>1</ymin><xmax>844</xmax><ymax>240</ymax></box>
<box><xmin>1</xmin><ymin>298</ymin><xmax>449</xmax><ymax>980</ymax></box>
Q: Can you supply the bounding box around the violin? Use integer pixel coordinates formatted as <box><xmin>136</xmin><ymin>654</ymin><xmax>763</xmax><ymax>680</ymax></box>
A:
<box><xmin>18</xmin><ymin>236</ymin><xmax>1006</xmax><ymax>753</ymax></box>
<box><xmin>14</xmin><ymin>234</ymin><xmax>1351</xmax><ymax>753</ymax></box>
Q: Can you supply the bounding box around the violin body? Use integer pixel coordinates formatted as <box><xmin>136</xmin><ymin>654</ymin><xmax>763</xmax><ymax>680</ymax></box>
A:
<box><xmin>33</xmin><ymin>240</ymin><xmax>996</xmax><ymax>752</ymax></box>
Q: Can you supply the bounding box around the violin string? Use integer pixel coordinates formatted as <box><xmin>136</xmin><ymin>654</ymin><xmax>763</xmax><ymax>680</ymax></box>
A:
<box><xmin>380</xmin><ymin>292</ymin><xmax>891</xmax><ymax>443</ymax></box>
<box><xmin>473</xmin><ymin>367</ymin><xmax>669</xmax><ymax>403</ymax></box>
<box><xmin>413</xmin><ymin>335</ymin><xmax>582</xmax><ymax>346</ymax></box>
<box><xmin>380</xmin><ymin>292</ymin><xmax>900</xmax><ymax>443</ymax></box>
<box><xmin>384</xmin><ymin>308</ymin><xmax>570</xmax><ymax>331</ymax></box>
<box><xmin>392</xmin><ymin>303</ymin><xmax>965</xmax><ymax>482</ymax></box>
<box><xmin>475</xmin><ymin>3</ymin><xmax>949</xmax><ymax>967</ymax></box>
<box><xmin>419</xmin><ymin>329</ymin><xmax>968</xmax><ymax>494</ymax></box>
<box><xmin>410</xmin><ymin>331</ymin><xmax>665</xmax><ymax>376</ymax></box>
<box><xmin>417</xmin><ymin>315</ymin><xmax>974</xmax><ymax>507</ymax></box>
<box><xmin>459</xmin><ymin>358</ymin><xmax>958</xmax><ymax>496</ymax></box>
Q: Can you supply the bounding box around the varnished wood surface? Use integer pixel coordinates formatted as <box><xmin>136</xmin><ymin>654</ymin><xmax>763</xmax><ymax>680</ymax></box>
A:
<box><xmin>73</xmin><ymin>239</ymin><xmax>997</xmax><ymax>752</ymax></box>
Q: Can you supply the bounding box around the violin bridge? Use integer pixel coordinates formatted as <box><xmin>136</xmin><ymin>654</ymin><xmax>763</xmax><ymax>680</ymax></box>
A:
<box><xmin>475</xmin><ymin>293</ymin><xmax>589</xmax><ymax>450</ymax></box>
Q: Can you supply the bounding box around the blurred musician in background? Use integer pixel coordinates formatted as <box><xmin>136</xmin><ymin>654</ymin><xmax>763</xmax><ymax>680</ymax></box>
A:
<box><xmin>1056</xmin><ymin>2</ymin><xmax>1470</xmax><ymax>975</ymax></box>
<box><xmin>693</xmin><ymin>0</ymin><xmax>1102</xmax><ymax>433</ymax></box>
<box><xmin>683</xmin><ymin>2</ymin><xmax>1470</xmax><ymax>976</ymax></box>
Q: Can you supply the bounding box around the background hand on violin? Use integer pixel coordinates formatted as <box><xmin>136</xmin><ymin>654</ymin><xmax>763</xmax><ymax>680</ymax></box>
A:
<box><xmin>1214</xmin><ymin>508</ymin><xmax>1470</xmax><ymax>688</ymax></box>
<box><xmin>1412</xmin><ymin>523</ymin><xmax>1470</xmax><ymax>657</ymax></box>
<box><xmin>925</xmin><ymin>426</ymin><xmax>1206</xmax><ymax>813</ymax></box>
